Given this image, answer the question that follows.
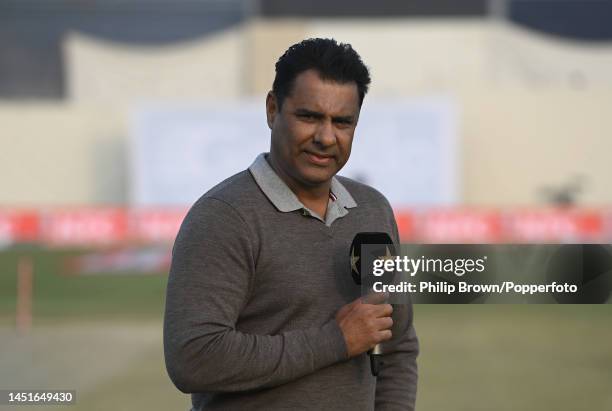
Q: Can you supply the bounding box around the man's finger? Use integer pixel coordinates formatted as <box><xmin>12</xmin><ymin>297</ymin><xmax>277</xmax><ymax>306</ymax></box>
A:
<box><xmin>377</xmin><ymin>329</ymin><xmax>393</xmax><ymax>343</ymax></box>
<box><xmin>362</xmin><ymin>291</ymin><xmax>388</xmax><ymax>305</ymax></box>
<box><xmin>375</xmin><ymin>316</ymin><xmax>393</xmax><ymax>331</ymax></box>
<box><xmin>373</xmin><ymin>303</ymin><xmax>393</xmax><ymax>317</ymax></box>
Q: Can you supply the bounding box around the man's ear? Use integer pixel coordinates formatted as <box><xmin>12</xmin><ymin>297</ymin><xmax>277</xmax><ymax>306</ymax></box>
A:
<box><xmin>266</xmin><ymin>91</ymin><xmax>278</xmax><ymax>130</ymax></box>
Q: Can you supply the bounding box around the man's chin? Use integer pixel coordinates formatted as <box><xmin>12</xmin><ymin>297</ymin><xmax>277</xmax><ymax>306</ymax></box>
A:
<box><xmin>298</xmin><ymin>168</ymin><xmax>336</xmax><ymax>186</ymax></box>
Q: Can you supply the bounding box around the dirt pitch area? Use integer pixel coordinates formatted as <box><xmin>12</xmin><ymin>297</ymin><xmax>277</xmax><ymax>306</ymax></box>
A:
<box><xmin>0</xmin><ymin>320</ymin><xmax>190</xmax><ymax>411</ymax></box>
<box><xmin>1</xmin><ymin>307</ymin><xmax>611</xmax><ymax>410</ymax></box>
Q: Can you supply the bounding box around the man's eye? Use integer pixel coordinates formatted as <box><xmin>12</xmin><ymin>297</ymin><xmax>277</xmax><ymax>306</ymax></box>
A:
<box><xmin>298</xmin><ymin>114</ymin><xmax>317</xmax><ymax>121</ymax></box>
<box><xmin>335</xmin><ymin>120</ymin><xmax>353</xmax><ymax>127</ymax></box>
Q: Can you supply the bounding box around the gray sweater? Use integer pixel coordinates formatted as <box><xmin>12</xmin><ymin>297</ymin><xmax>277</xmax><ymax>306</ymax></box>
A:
<box><xmin>164</xmin><ymin>166</ymin><xmax>418</xmax><ymax>410</ymax></box>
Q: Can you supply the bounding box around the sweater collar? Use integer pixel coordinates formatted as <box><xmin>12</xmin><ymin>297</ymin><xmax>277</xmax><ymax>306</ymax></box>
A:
<box><xmin>248</xmin><ymin>153</ymin><xmax>357</xmax><ymax>213</ymax></box>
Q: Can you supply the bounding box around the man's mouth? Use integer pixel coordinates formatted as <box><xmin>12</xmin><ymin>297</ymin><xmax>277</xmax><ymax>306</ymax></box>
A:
<box><xmin>304</xmin><ymin>151</ymin><xmax>334</xmax><ymax>166</ymax></box>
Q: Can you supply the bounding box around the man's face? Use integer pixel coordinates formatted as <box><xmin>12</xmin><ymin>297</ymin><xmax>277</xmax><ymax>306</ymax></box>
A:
<box><xmin>266</xmin><ymin>69</ymin><xmax>361</xmax><ymax>189</ymax></box>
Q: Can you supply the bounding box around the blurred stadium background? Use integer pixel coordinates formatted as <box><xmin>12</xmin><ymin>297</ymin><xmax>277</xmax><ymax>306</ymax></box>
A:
<box><xmin>1</xmin><ymin>1</ymin><xmax>611</xmax><ymax>410</ymax></box>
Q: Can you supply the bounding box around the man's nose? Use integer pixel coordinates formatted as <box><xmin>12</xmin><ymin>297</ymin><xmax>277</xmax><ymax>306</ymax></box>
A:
<box><xmin>313</xmin><ymin>120</ymin><xmax>336</xmax><ymax>147</ymax></box>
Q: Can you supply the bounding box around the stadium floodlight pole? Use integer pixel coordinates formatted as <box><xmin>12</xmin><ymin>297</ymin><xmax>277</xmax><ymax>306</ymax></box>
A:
<box><xmin>16</xmin><ymin>257</ymin><xmax>33</xmax><ymax>334</ymax></box>
<box><xmin>488</xmin><ymin>0</ymin><xmax>508</xmax><ymax>21</ymax></box>
<box><xmin>487</xmin><ymin>0</ymin><xmax>510</xmax><ymax>83</ymax></box>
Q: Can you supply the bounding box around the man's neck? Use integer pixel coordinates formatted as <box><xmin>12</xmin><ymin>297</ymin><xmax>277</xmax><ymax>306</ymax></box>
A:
<box><xmin>266</xmin><ymin>154</ymin><xmax>331</xmax><ymax>218</ymax></box>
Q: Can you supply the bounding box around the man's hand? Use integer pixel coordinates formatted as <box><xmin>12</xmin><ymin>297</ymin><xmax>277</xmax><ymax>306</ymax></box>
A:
<box><xmin>335</xmin><ymin>293</ymin><xmax>393</xmax><ymax>358</ymax></box>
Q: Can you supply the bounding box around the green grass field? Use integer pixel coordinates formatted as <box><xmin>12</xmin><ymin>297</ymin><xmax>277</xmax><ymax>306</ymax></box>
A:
<box><xmin>1</xmin><ymin>247</ymin><xmax>611</xmax><ymax>410</ymax></box>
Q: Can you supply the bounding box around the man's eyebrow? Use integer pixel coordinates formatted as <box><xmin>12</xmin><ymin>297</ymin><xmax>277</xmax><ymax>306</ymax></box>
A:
<box><xmin>293</xmin><ymin>108</ymin><xmax>355</xmax><ymax>123</ymax></box>
<box><xmin>293</xmin><ymin>108</ymin><xmax>324</xmax><ymax>118</ymax></box>
<box><xmin>332</xmin><ymin>115</ymin><xmax>356</xmax><ymax>123</ymax></box>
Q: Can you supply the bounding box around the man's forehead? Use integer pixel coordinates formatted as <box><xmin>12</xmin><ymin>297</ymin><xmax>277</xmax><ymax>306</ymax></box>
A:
<box><xmin>286</xmin><ymin>70</ymin><xmax>360</xmax><ymax>113</ymax></box>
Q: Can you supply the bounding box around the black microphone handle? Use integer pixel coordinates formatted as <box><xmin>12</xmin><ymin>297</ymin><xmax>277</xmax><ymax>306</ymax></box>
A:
<box><xmin>370</xmin><ymin>353</ymin><xmax>382</xmax><ymax>377</ymax></box>
<box><xmin>369</xmin><ymin>343</ymin><xmax>384</xmax><ymax>376</ymax></box>
<box><xmin>350</xmin><ymin>232</ymin><xmax>394</xmax><ymax>377</ymax></box>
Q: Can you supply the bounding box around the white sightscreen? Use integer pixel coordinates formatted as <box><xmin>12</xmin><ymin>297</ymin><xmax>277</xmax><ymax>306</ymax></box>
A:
<box><xmin>130</xmin><ymin>98</ymin><xmax>458</xmax><ymax>207</ymax></box>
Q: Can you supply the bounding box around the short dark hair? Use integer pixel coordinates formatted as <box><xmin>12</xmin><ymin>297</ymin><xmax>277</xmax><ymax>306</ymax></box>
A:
<box><xmin>272</xmin><ymin>38</ymin><xmax>371</xmax><ymax>109</ymax></box>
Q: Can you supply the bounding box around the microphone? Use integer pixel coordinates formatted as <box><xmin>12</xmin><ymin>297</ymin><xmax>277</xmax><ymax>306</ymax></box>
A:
<box><xmin>350</xmin><ymin>232</ymin><xmax>395</xmax><ymax>377</ymax></box>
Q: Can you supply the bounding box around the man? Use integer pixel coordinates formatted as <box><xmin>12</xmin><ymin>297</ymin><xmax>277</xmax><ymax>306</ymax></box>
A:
<box><xmin>164</xmin><ymin>38</ymin><xmax>418</xmax><ymax>410</ymax></box>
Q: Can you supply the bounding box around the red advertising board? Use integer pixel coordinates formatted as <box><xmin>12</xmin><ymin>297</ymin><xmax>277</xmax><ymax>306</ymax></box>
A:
<box><xmin>42</xmin><ymin>208</ymin><xmax>128</xmax><ymax>246</ymax></box>
<box><xmin>1</xmin><ymin>207</ymin><xmax>611</xmax><ymax>246</ymax></box>
<box><xmin>0</xmin><ymin>209</ymin><xmax>40</xmax><ymax>244</ymax></box>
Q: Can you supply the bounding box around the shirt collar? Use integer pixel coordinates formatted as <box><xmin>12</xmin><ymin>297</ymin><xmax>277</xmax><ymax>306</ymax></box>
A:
<box><xmin>248</xmin><ymin>153</ymin><xmax>357</xmax><ymax>213</ymax></box>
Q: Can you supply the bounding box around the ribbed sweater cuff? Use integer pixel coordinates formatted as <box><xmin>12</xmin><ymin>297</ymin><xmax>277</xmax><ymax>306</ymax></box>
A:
<box><xmin>309</xmin><ymin>319</ymin><xmax>349</xmax><ymax>370</ymax></box>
